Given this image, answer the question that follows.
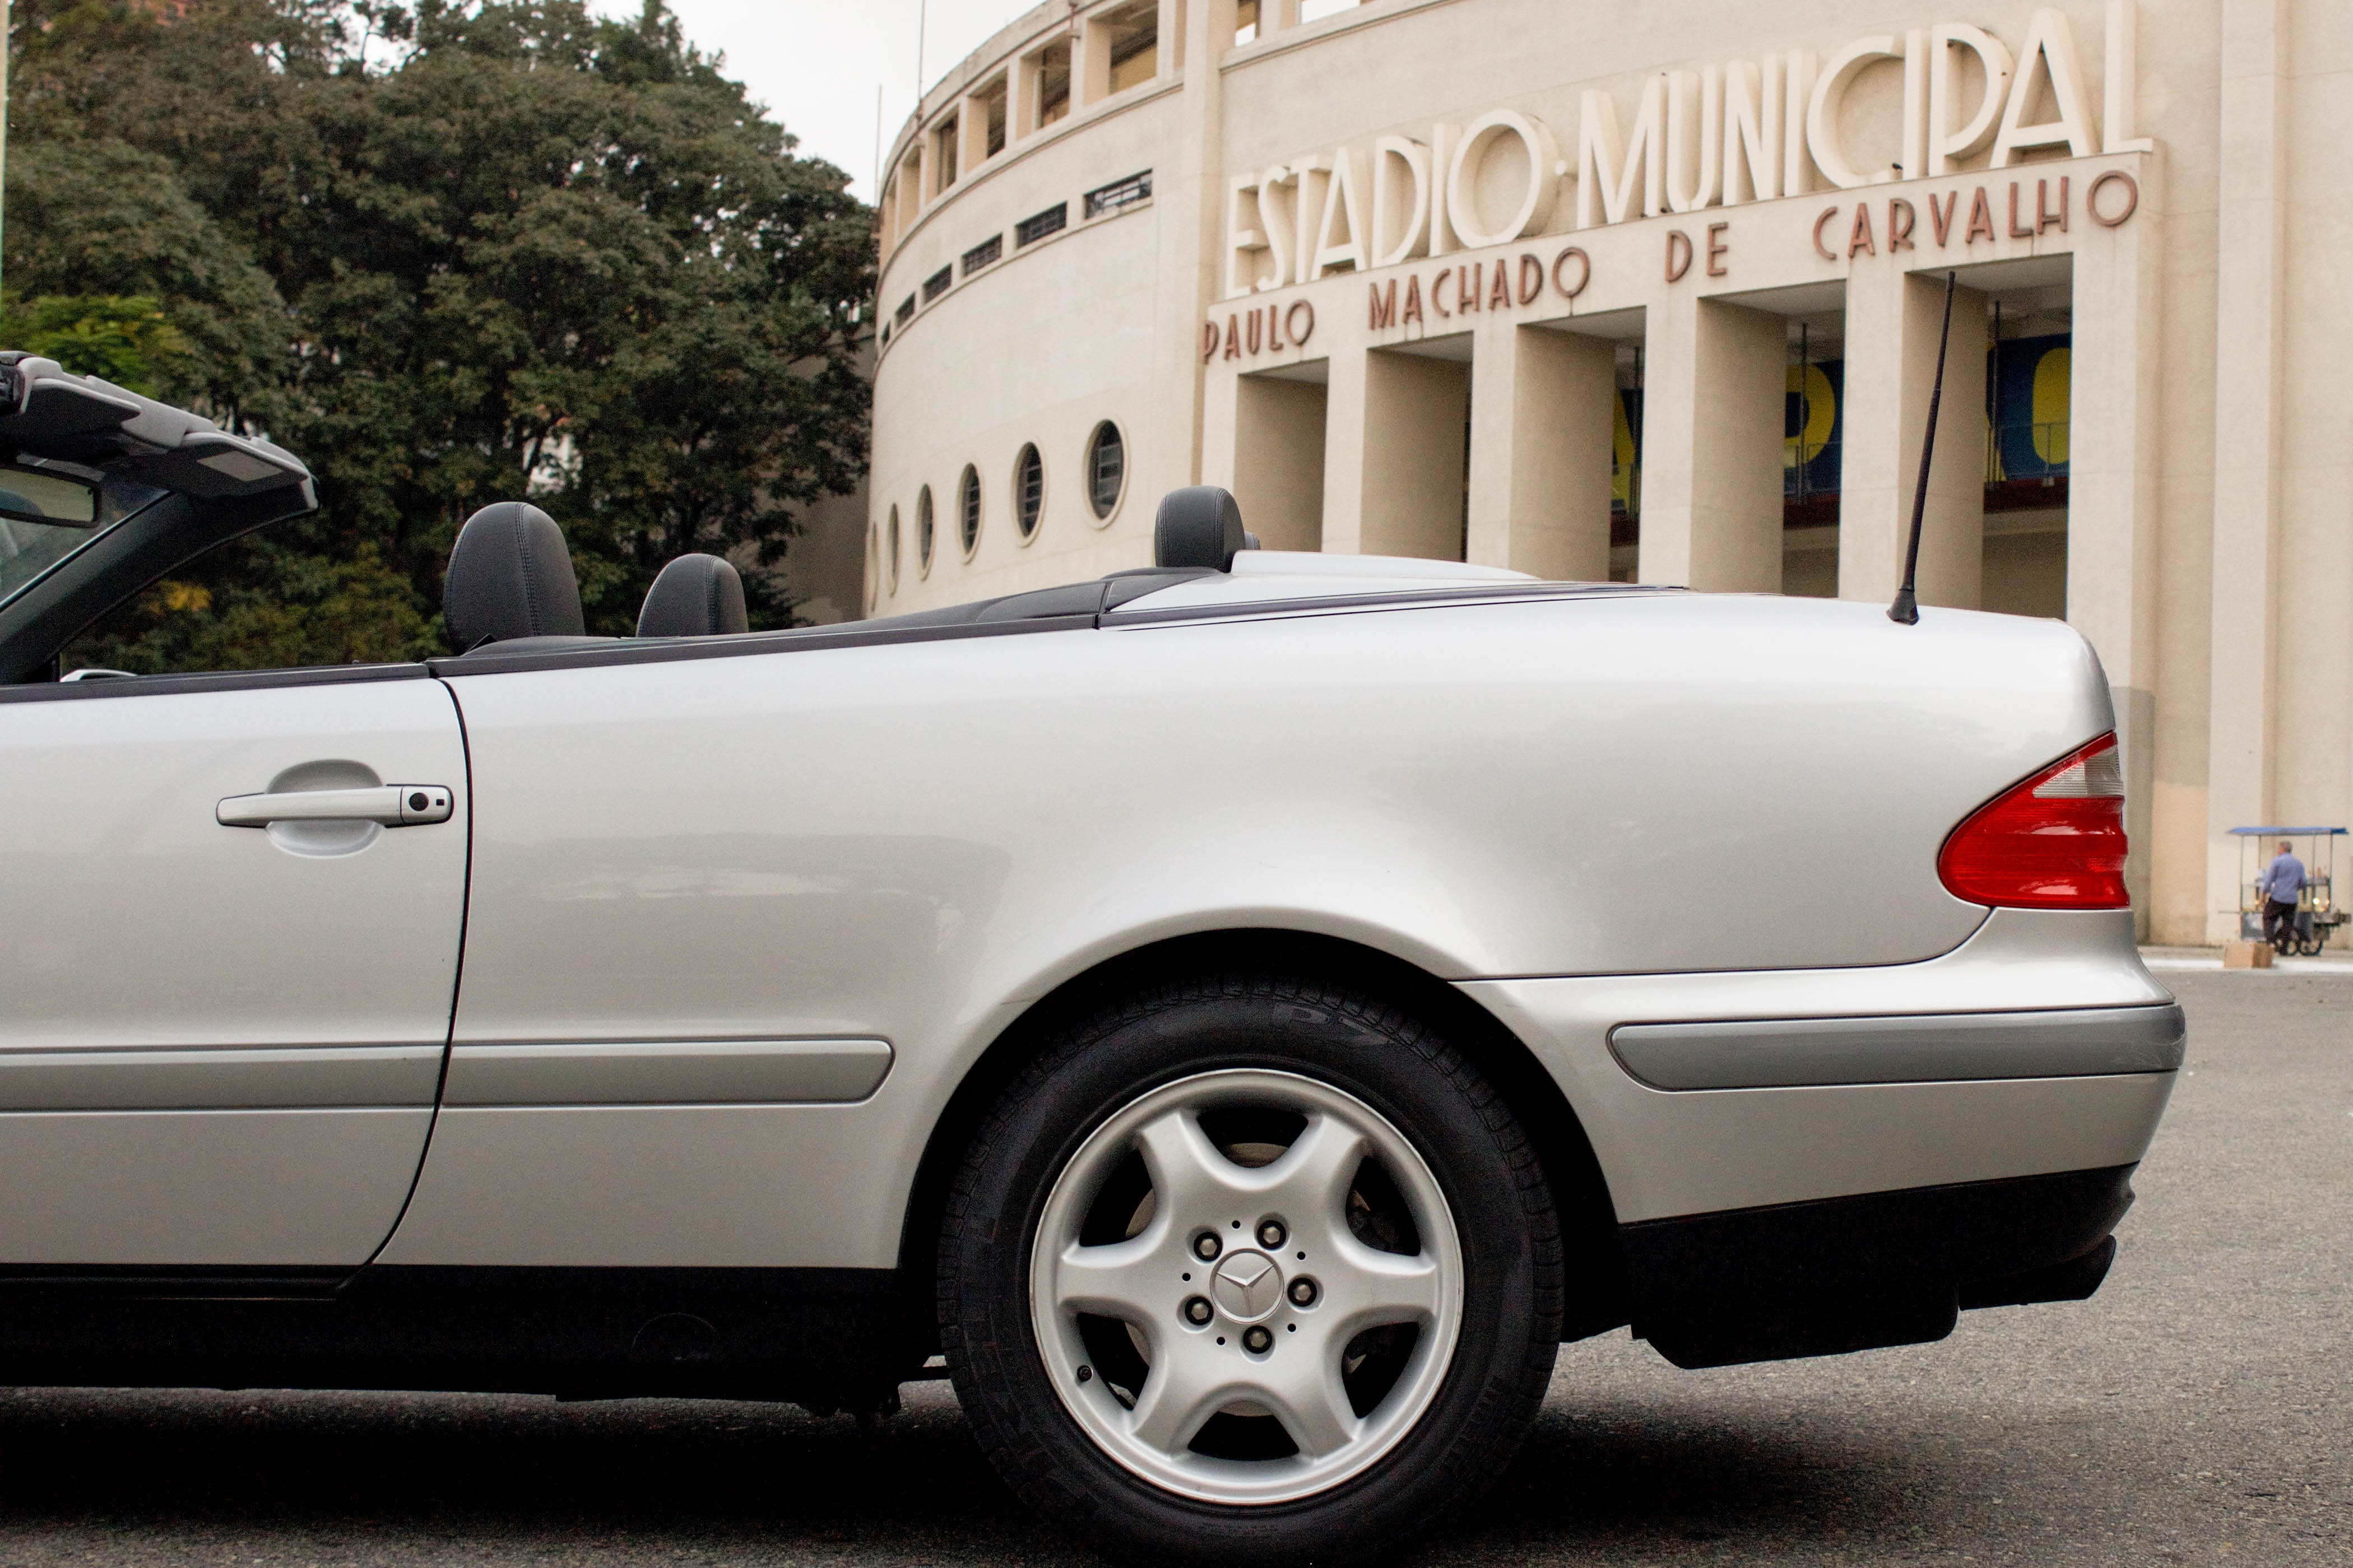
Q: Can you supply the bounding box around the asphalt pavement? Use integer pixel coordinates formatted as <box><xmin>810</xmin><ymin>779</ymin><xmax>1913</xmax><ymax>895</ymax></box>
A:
<box><xmin>0</xmin><ymin>966</ymin><xmax>2345</xmax><ymax>1566</ymax></box>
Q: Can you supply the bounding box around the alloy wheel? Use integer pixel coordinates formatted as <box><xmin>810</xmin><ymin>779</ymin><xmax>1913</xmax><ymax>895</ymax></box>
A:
<box><xmin>1028</xmin><ymin>1068</ymin><xmax>1464</xmax><ymax>1505</ymax></box>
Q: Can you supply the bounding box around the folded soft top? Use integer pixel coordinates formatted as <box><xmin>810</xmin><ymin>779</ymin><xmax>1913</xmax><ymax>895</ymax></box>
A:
<box><xmin>0</xmin><ymin>352</ymin><xmax>313</xmax><ymax>506</ymax></box>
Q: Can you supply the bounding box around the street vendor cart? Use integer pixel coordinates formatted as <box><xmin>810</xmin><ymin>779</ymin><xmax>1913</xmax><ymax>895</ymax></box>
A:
<box><xmin>2231</xmin><ymin>826</ymin><xmax>2349</xmax><ymax>955</ymax></box>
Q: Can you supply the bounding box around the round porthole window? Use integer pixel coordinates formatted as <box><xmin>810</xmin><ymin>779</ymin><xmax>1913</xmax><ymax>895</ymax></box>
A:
<box><xmin>886</xmin><ymin>506</ymin><xmax>901</xmax><ymax>592</ymax></box>
<box><xmin>958</xmin><ymin>464</ymin><xmax>982</xmax><ymax>559</ymax></box>
<box><xmin>1013</xmin><ymin>443</ymin><xmax>1044</xmax><ymax>542</ymax></box>
<box><xmin>916</xmin><ymin>485</ymin><xmax>936</xmax><ymax>576</ymax></box>
<box><xmin>1085</xmin><ymin>421</ymin><xmax>1125</xmax><ymax>523</ymax></box>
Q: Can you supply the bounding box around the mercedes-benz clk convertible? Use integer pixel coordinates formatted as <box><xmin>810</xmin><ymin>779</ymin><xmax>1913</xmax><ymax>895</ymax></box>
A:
<box><xmin>0</xmin><ymin>356</ymin><xmax>2179</xmax><ymax>1560</ymax></box>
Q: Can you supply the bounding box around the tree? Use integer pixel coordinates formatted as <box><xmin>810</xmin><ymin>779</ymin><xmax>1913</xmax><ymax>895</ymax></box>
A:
<box><xmin>8</xmin><ymin>0</ymin><xmax>872</xmax><ymax>669</ymax></box>
<box><xmin>0</xmin><ymin>292</ymin><xmax>185</xmax><ymax>394</ymax></box>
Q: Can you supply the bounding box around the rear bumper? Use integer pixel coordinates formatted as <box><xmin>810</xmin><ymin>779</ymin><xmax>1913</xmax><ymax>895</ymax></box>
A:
<box><xmin>1622</xmin><ymin>1164</ymin><xmax>2134</xmax><ymax>1369</ymax></box>
<box><xmin>1460</xmin><ymin>908</ymin><xmax>2179</xmax><ymax>1224</ymax></box>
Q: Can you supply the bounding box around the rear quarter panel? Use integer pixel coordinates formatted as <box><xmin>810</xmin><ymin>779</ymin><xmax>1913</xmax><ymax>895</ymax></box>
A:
<box><xmin>386</xmin><ymin>593</ymin><xmax>2112</xmax><ymax>1267</ymax></box>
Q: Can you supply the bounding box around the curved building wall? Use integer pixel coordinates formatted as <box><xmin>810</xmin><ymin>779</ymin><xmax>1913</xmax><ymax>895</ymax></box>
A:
<box><xmin>870</xmin><ymin>4</ymin><xmax>1195</xmax><ymax>611</ymax></box>
<box><xmin>869</xmin><ymin>0</ymin><xmax>2353</xmax><ymax>955</ymax></box>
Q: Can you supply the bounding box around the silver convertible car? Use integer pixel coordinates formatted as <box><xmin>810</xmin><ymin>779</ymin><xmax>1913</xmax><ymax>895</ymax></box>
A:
<box><xmin>0</xmin><ymin>359</ymin><xmax>2179</xmax><ymax>1560</ymax></box>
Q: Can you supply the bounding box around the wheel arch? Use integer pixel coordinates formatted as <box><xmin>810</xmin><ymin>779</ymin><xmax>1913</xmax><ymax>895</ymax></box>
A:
<box><xmin>895</xmin><ymin>928</ymin><xmax>1629</xmax><ymax>1346</ymax></box>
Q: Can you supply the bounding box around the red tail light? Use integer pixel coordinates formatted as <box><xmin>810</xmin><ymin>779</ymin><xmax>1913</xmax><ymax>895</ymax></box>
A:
<box><xmin>1938</xmin><ymin>733</ymin><xmax>2128</xmax><ymax>909</ymax></box>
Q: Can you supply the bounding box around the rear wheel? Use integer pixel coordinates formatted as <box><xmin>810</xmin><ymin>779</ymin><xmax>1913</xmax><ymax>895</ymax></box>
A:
<box><xmin>939</xmin><ymin>976</ymin><xmax>1561</xmax><ymax>1562</ymax></box>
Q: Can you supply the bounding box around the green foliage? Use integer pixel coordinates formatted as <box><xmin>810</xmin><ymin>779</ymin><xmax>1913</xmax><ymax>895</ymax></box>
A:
<box><xmin>0</xmin><ymin>292</ymin><xmax>186</xmax><ymax>395</ymax></box>
<box><xmin>3</xmin><ymin>137</ymin><xmax>290</xmax><ymax>412</ymax></box>
<box><xmin>67</xmin><ymin>539</ymin><xmax>438</xmax><ymax>674</ymax></box>
<box><xmin>12</xmin><ymin>0</ymin><xmax>872</xmax><ymax>668</ymax></box>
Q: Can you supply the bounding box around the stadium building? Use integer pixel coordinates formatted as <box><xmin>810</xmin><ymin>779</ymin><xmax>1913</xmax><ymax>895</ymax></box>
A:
<box><xmin>865</xmin><ymin>0</ymin><xmax>2349</xmax><ymax>947</ymax></box>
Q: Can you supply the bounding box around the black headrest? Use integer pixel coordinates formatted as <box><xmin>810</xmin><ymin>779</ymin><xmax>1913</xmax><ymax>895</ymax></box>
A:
<box><xmin>1154</xmin><ymin>486</ymin><xmax>1254</xmax><ymax>571</ymax></box>
<box><xmin>637</xmin><ymin>553</ymin><xmax>749</xmax><ymax>638</ymax></box>
<box><xmin>443</xmin><ymin>502</ymin><xmax>584</xmax><ymax>648</ymax></box>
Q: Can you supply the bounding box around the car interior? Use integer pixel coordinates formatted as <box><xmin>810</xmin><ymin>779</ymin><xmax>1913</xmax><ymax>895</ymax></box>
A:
<box><xmin>439</xmin><ymin>499</ymin><xmax>749</xmax><ymax>654</ymax></box>
<box><xmin>0</xmin><ymin>351</ymin><xmax>758</xmax><ymax>682</ymax></box>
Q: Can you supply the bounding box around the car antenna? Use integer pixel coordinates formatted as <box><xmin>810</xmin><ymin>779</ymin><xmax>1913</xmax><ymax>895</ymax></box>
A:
<box><xmin>1889</xmin><ymin>270</ymin><xmax>1958</xmax><ymax>625</ymax></box>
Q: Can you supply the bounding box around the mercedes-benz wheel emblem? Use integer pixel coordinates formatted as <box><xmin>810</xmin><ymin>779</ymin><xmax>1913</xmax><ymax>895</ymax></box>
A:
<box><xmin>1209</xmin><ymin>1249</ymin><xmax>1284</xmax><ymax>1322</ymax></box>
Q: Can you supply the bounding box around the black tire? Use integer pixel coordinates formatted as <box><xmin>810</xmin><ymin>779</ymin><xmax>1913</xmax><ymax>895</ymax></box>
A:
<box><xmin>938</xmin><ymin>973</ymin><xmax>1562</xmax><ymax>1563</ymax></box>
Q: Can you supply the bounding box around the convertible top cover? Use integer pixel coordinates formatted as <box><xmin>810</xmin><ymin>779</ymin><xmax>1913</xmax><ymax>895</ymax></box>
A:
<box><xmin>0</xmin><ymin>352</ymin><xmax>313</xmax><ymax>506</ymax></box>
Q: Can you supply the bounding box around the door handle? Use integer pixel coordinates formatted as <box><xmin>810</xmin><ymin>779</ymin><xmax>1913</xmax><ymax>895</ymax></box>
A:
<box><xmin>217</xmin><ymin>785</ymin><xmax>454</xmax><ymax>828</ymax></box>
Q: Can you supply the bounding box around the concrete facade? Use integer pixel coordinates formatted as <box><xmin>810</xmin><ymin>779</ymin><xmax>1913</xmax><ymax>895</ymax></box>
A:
<box><xmin>867</xmin><ymin>0</ymin><xmax>2353</xmax><ymax>946</ymax></box>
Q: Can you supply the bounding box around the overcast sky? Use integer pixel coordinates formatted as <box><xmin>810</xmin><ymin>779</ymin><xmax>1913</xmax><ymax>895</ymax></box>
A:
<box><xmin>590</xmin><ymin>1</ymin><xmax>1042</xmax><ymax>203</ymax></box>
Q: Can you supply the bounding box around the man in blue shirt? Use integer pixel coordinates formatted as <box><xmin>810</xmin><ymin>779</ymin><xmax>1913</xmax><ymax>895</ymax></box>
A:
<box><xmin>2259</xmin><ymin>840</ymin><xmax>2306</xmax><ymax>949</ymax></box>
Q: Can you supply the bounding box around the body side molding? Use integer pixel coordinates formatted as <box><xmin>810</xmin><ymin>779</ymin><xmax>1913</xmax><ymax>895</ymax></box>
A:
<box><xmin>441</xmin><ymin>1038</ymin><xmax>895</xmax><ymax>1107</ymax></box>
<box><xmin>1610</xmin><ymin>1004</ymin><xmax>2186</xmax><ymax>1090</ymax></box>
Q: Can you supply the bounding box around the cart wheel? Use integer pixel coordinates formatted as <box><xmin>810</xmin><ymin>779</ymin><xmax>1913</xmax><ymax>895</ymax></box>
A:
<box><xmin>2299</xmin><ymin>936</ymin><xmax>2323</xmax><ymax>957</ymax></box>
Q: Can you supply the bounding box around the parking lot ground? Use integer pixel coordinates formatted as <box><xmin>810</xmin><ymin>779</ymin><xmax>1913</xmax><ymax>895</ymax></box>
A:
<box><xmin>0</xmin><ymin>966</ymin><xmax>2345</xmax><ymax>1566</ymax></box>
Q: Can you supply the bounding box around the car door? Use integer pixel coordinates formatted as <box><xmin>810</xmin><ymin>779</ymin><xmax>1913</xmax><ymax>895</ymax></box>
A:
<box><xmin>0</xmin><ymin>667</ymin><xmax>468</xmax><ymax>1272</ymax></box>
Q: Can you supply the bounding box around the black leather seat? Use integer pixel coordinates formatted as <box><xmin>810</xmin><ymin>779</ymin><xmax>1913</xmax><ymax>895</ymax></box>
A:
<box><xmin>443</xmin><ymin>502</ymin><xmax>587</xmax><ymax>649</ymax></box>
<box><xmin>637</xmin><ymin>553</ymin><xmax>748</xmax><ymax>638</ymax></box>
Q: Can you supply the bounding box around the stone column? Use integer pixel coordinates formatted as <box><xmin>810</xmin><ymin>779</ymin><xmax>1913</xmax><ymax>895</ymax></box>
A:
<box><xmin>1838</xmin><ymin>268</ymin><xmax>1988</xmax><ymax>608</ymax></box>
<box><xmin>957</xmin><ymin>91</ymin><xmax>991</xmax><ymax>179</ymax></box>
<box><xmin>1357</xmin><ymin>346</ymin><xmax>1472</xmax><ymax>561</ymax></box>
<box><xmin>904</xmin><ymin>144</ymin><xmax>928</xmax><ymax>225</ymax></box>
<box><xmin>1637</xmin><ymin>295</ymin><xmax>1784</xmax><ymax>590</ymax></box>
<box><xmin>2204</xmin><ymin>0</ymin><xmax>2290</xmax><ymax>942</ymax></box>
<box><xmin>1320</xmin><ymin>343</ymin><xmax>1369</xmax><ymax>553</ymax></box>
<box><xmin>1072</xmin><ymin>16</ymin><xmax>1114</xmax><ymax>110</ymax></box>
<box><xmin>1467</xmin><ymin>322</ymin><xmax>1614</xmax><ymax>579</ymax></box>
<box><xmin>1010</xmin><ymin>48</ymin><xmax>1044</xmax><ymax>142</ymax></box>
<box><xmin>2071</xmin><ymin>160</ymin><xmax>2165</xmax><ymax>929</ymax></box>
<box><xmin>1231</xmin><ymin>373</ymin><xmax>1331</xmax><ymax>552</ymax></box>
<box><xmin>1152</xmin><ymin>0</ymin><xmax>1235</xmax><ymax>511</ymax></box>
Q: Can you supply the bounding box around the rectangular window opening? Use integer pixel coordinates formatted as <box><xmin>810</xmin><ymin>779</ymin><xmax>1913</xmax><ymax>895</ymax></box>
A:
<box><xmin>1781</xmin><ymin>314</ymin><xmax>1843</xmax><ymax>597</ymax></box>
<box><xmin>1084</xmin><ymin>171</ymin><xmax>1153</xmax><ymax>220</ymax></box>
<box><xmin>933</xmin><ymin>115</ymin><xmax>960</xmax><ymax>192</ymax></box>
<box><xmin>980</xmin><ymin>78</ymin><xmax>1009</xmax><ymax>157</ymax></box>
<box><xmin>1016</xmin><ymin>202</ymin><xmax>1069</xmax><ymax>247</ymax></box>
<box><xmin>1104</xmin><ymin>1</ymin><xmax>1159</xmax><ymax>93</ymax></box>
<box><xmin>1610</xmin><ymin>343</ymin><xmax>1642</xmax><ymax>581</ymax></box>
<box><xmin>1037</xmin><ymin>40</ymin><xmax>1071</xmax><ymax>127</ymax></box>
<box><xmin>1235</xmin><ymin>0</ymin><xmax>1259</xmax><ymax>46</ymax></box>
<box><xmin>894</xmin><ymin>295</ymin><xmax>915</xmax><ymax>327</ymax></box>
<box><xmin>1980</xmin><ymin>289</ymin><xmax>2071</xmax><ymax>620</ymax></box>
<box><xmin>922</xmin><ymin>265</ymin><xmax>953</xmax><ymax>304</ymax></box>
<box><xmin>962</xmin><ymin>233</ymin><xmax>1003</xmax><ymax>276</ymax></box>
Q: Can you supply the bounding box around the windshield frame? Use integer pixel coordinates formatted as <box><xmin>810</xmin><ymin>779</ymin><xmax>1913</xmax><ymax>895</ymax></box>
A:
<box><xmin>0</xmin><ymin>474</ymin><xmax>173</xmax><ymax>614</ymax></box>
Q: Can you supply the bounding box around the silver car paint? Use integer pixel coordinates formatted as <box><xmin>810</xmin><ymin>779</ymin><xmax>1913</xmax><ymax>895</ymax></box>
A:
<box><xmin>1462</xmin><ymin>908</ymin><xmax>2176</xmax><ymax>1224</ymax></box>
<box><xmin>0</xmin><ymin>1108</ymin><xmax>435</xmax><ymax>1265</ymax></box>
<box><xmin>375</xmin><ymin>1103</ymin><xmax>904</xmax><ymax>1266</ymax></box>
<box><xmin>0</xmin><ymin>677</ymin><xmax>467</xmax><ymax>1263</ymax></box>
<box><xmin>377</xmin><ymin>593</ymin><xmax>2141</xmax><ymax>1269</ymax></box>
